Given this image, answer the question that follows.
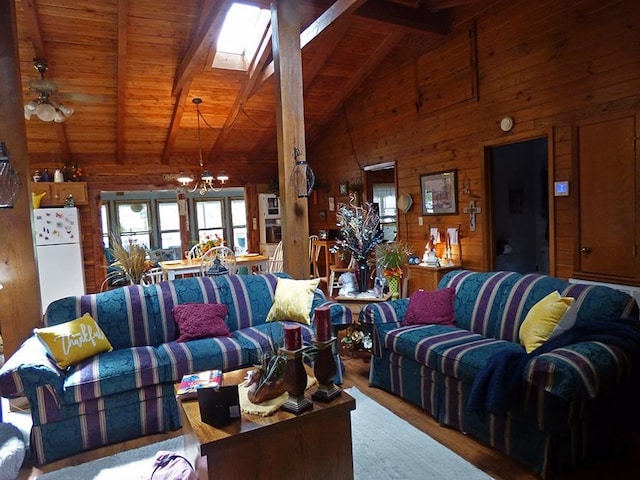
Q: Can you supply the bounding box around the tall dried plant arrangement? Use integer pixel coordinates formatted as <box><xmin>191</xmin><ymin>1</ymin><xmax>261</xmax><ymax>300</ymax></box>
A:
<box><xmin>109</xmin><ymin>235</ymin><xmax>148</xmax><ymax>285</ymax></box>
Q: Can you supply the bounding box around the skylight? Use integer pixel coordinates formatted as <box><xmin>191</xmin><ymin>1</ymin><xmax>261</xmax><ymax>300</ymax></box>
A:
<box><xmin>214</xmin><ymin>2</ymin><xmax>270</xmax><ymax>71</ymax></box>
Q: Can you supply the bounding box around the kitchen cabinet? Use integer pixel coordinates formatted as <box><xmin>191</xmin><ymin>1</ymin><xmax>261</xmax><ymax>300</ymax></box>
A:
<box><xmin>31</xmin><ymin>182</ymin><xmax>88</xmax><ymax>207</ymax></box>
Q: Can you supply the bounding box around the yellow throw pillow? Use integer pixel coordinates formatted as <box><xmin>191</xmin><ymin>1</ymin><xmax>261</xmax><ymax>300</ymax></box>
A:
<box><xmin>34</xmin><ymin>313</ymin><xmax>113</xmax><ymax>369</ymax></box>
<box><xmin>519</xmin><ymin>291</ymin><xmax>574</xmax><ymax>353</ymax></box>
<box><xmin>266</xmin><ymin>278</ymin><xmax>320</xmax><ymax>325</ymax></box>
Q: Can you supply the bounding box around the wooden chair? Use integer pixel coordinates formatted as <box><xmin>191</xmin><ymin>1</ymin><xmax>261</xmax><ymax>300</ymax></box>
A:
<box><xmin>308</xmin><ymin>235</ymin><xmax>319</xmax><ymax>278</ymax></box>
<box><xmin>328</xmin><ymin>255</ymin><xmax>356</xmax><ymax>296</ymax></box>
<box><xmin>141</xmin><ymin>267</ymin><xmax>164</xmax><ymax>285</ymax></box>
<box><xmin>267</xmin><ymin>241</ymin><xmax>284</xmax><ymax>273</ymax></box>
<box><xmin>199</xmin><ymin>246</ymin><xmax>237</xmax><ymax>276</ymax></box>
<box><xmin>186</xmin><ymin>244</ymin><xmax>203</xmax><ymax>261</ymax></box>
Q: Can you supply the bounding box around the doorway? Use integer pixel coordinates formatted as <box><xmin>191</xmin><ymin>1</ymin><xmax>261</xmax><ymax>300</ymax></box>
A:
<box><xmin>488</xmin><ymin>137</ymin><xmax>549</xmax><ymax>274</ymax></box>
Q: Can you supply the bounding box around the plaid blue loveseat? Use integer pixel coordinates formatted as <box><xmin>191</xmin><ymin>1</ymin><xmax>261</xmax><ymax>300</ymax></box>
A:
<box><xmin>0</xmin><ymin>273</ymin><xmax>350</xmax><ymax>464</ymax></box>
<box><xmin>360</xmin><ymin>270</ymin><xmax>640</xmax><ymax>477</ymax></box>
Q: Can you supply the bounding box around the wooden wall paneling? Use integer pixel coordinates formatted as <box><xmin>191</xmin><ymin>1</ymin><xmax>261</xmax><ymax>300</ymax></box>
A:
<box><xmin>309</xmin><ymin>0</ymin><xmax>640</xmax><ymax>279</ymax></box>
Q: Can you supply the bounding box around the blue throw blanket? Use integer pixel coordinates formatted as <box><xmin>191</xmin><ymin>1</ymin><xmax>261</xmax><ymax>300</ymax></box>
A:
<box><xmin>467</xmin><ymin>317</ymin><xmax>640</xmax><ymax>416</ymax></box>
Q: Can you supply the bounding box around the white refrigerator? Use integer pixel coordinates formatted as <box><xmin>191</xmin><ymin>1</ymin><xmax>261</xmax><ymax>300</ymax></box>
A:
<box><xmin>33</xmin><ymin>207</ymin><xmax>86</xmax><ymax>314</ymax></box>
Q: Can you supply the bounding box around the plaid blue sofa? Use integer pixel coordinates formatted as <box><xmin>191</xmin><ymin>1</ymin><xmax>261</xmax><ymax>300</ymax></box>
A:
<box><xmin>360</xmin><ymin>270</ymin><xmax>640</xmax><ymax>477</ymax></box>
<box><xmin>0</xmin><ymin>273</ymin><xmax>351</xmax><ymax>464</ymax></box>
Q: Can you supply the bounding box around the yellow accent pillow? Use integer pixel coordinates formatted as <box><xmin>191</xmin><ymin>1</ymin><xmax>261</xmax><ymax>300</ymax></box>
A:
<box><xmin>519</xmin><ymin>291</ymin><xmax>574</xmax><ymax>353</ymax></box>
<box><xmin>32</xmin><ymin>191</ymin><xmax>46</xmax><ymax>208</ymax></box>
<box><xmin>266</xmin><ymin>278</ymin><xmax>320</xmax><ymax>325</ymax></box>
<box><xmin>34</xmin><ymin>313</ymin><xmax>113</xmax><ymax>369</ymax></box>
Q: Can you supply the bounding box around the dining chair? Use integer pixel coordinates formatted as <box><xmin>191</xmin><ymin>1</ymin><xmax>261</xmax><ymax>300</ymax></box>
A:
<box><xmin>199</xmin><ymin>246</ymin><xmax>237</xmax><ymax>276</ymax></box>
<box><xmin>267</xmin><ymin>241</ymin><xmax>283</xmax><ymax>273</ymax></box>
<box><xmin>141</xmin><ymin>267</ymin><xmax>164</xmax><ymax>285</ymax></box>
<box><xmin>308</xmin><ymin>235</ymin><xmax>319</xmax><ymax>278</ymax></box>
<box><xmin>186</xmin><ymin>244</ymin><xmax>203</xmax><ymax>261</ymax></box>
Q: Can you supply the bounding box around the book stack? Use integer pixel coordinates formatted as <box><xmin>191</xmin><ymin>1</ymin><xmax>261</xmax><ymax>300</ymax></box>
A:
<box><xmin>176</xmin><ymin>370</ymin><xmax>223</xmax><ymax>399</ymax></box>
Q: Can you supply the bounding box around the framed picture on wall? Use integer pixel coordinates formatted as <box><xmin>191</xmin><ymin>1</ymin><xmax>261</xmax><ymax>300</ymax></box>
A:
<box><xmin>420</xmin><ymin>170</ymin><xmax>458</xmax><ymax>215</ymax></box>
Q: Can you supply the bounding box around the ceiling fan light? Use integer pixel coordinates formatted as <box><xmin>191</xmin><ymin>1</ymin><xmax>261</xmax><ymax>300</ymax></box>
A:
<box><xmin>24</xmin><ymin>106</ymin><xmax>33</xmax><ymax>120</ymax></box>
<box><xmin>177</xmin><ymin>172</ymin><xmax>194</xmax><ymax>185</ymax></box>
<box><xmin>26</xmin><ymin>101</ymin><xmax>38</xmax><ymax>112</ymax></box>
<box><xmin>58</xmin><ymin>104</ymin><xmax>74</xmax><ymax>117</ymax></box>
<box><xmin>53</xmin><ymin>110</ymin><xmax>66</xmax><ymax>123</ymax></box>
<box><xmin>35</xmin><ymin>102</ymin><xmax>56</xmax><ymax>122</ymax></box>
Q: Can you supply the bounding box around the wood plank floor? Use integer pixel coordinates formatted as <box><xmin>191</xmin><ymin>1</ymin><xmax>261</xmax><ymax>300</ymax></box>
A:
<box><xmin>17</xmin><ymin>355</ymin><xmax>640</xmax><ymax>479</ymax></box>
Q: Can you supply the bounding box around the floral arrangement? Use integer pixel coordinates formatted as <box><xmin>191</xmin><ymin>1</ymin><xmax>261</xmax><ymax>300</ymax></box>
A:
<box><xmin>376</xmin><ymin>241</ymin><xmax>412</xmax><ymax>278</ymax></box>
<box><xmin>199</xmin><ymin>234</ymin><xmax>224</xmax><ymax>254</ymax></box>
<box><xmin>63</xmin><ymin>162</ymin><xmax>84</xmax><ymax>182</ymax></box>
<box><xmin>332</xmin><ymin>194</ymin><xmax>384</xmax><ymax>263</ymax></box>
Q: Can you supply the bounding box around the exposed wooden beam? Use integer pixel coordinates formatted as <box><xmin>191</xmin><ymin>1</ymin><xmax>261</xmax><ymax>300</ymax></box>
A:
<box><xmin>272</xmin><ymin>0</ymin><xmax>309</xmax><ymax>279</ymax></box>
<box><xmin>255</xmin><ymin>0</ymin><xmax>369</xmax><ymax>92</ymax></box>
<box><xmin>161</xmin><ymin>88</ymin><xmax>190</xmax><ymax>165</ymax></box>
<box><xmin>22</xmin><ymin>0</ymin><xmax>71</xmax><ymax>162</ymax></box>
<box><xmin>246</xmin><ymin>22</ymin><xmax>349</xmax><ymax>160</ymax></box>
<box><xmin>355</xmin><ymin>0</ymin><xmax>450</xmax><ymax>34</ymax></box>
<box><xmin>116</xmin><ymin>0</ymin><xmax>128</xmax><ymax>164</ymax></box>
<box><xmin>171</xmin><ymin>0</ymin><xmax>231</xmax><ymax>97</ymax></box>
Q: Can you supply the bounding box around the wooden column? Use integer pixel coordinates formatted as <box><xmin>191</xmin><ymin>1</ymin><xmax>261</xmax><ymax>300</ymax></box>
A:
<box><xmin>272</xmin><ymin>0</ymin><xmax>309</xmax><ymax>279</ymax></box>
<box><xmin>0</xmin><ymin>0</ymin><xmax>43</xmax><ymax>357</ymax></box>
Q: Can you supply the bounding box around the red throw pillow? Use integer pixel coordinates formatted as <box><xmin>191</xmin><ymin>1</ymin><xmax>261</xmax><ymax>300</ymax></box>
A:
<box><xmin>403</xmin><ymin>287</ymin><xmax>456</xmax><ymax>327</ymax></box>
<box><xmin>172</xmin><ymin>303</ymin><xmax>231</xmax><ymax>342</ymax></box>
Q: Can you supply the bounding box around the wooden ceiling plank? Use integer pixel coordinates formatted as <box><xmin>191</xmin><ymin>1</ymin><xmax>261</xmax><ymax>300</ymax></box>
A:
<box><xmin>22</xmin><ymin>0</ymin><xmax>70</xmax><ymax>161</ymax></box>
<box><xmin>161</xmin><ymin>87</ymin><xmax>190</xmax><ymax>165</ymax></box>
<box><xmin>116</xmin><ymin>0</ymin><xmax>128</xmax><ymax>164</ymax></box>
<box><xmin>355</xmin><ymin>0</ymin><xmax>451</xmax><ymax>34</ymax></box>
<box><xmin>315</xmin><ymin>30</ymin><xmax>404</xmax><ymax>128</ymax></box>
<box><xmin>207</xmin><ymin>24</ymin><xmax>273</xmax><ymax>161</ymax></box>
<box><xmin>171</xmin><ymin>0</ymin><xmax>232</xmax><ymax>97</ymax></box>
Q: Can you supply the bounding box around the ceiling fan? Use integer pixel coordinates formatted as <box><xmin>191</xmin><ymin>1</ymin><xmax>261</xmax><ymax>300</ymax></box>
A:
<box><xmin>24</xmin><ymin>58</ymin><xmax>75</xmax><ymax>122</ymax></box>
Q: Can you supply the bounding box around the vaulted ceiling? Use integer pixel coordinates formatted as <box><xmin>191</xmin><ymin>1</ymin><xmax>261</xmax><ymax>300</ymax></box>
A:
<box><xmin>14</xmin><ymin>0</ymin><xmax>478</xmax><ymax>185</ymax></box>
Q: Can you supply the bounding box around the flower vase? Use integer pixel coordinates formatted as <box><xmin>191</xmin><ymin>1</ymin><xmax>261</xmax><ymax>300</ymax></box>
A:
<box><xmin>387</xmin><ymin>275</ymin><xmax>400</xmax><ymax>299</ymax></box>
<box><xmin>357</xmin><ymin>262</ymin><xmax>369</xmax><ymax>292</ymax></box>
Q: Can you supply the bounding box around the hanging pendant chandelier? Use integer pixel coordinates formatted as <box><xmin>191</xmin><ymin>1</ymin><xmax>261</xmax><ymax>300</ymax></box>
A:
<box><xmin>178</xmin><ymin>98</ymin><xmax>228</xmax><ymax>194</ymax></box>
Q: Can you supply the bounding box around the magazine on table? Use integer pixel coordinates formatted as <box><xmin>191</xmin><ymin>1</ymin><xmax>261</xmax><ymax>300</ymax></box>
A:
<box><xmin>176</xmin><ymin>370</ymin><xmax>223</xmax><ymax>399</ymax></box>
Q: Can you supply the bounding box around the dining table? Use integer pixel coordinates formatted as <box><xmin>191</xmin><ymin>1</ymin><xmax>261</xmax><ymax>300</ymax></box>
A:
<box><xmin>159</xmin><ymin>254</ymin><xmax>269</xmax><ymax>280</ymax></box>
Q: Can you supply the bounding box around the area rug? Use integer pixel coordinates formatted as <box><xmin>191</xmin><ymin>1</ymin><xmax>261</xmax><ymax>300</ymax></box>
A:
<box><xmin>39</xmin><ymin>387</ymin><xmax>492</xmax><ymax>480</ymax></box>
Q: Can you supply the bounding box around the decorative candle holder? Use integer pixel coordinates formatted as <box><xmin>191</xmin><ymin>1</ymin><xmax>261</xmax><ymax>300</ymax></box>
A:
<box><xmin>279</xmin><ymin>347</ymin><xmax>313</xmax><ymax>415</ymax></box>
<box><xmin>311</xmin><ymin>337</ymin><xmax>341</xmax><ymax>402</ymax></box>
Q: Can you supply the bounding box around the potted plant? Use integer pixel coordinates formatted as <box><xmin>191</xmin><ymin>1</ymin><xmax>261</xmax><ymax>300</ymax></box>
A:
<box><xmin>376</xmin><ymin>241</ymin><xmax>411</xmax><ymax>299</ymax></box>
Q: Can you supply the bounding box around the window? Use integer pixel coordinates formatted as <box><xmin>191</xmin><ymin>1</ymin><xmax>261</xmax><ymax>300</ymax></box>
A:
<box><xmin>101</xmin><ymin>205</ymin><xmax>110</xmax><ymax>247</ymax></box>
<box><xmin>373</xmin><ymin>183</ymin><xmax>397</xmax><ymax>242</ymax></box>
<box><xmin>158</xmin><ymin>201</ymin><xmax>181</xmax><ymax>249</ymax></box>
<box><xmin>213</xmin><ymin>2</ymin><xmax>270</xmax><ymax>71</ymax></box>
<box><xmin>116</xmin><ymin>201</ymin><xmax>151</xmax><ymax>248</ymax></box>
<box><xmin>195</xmin><ymin>199</ymin><xmax>225</xmax><ymax>242</ymax></box>
<box><xmin>230</xmin><ymin>198</ymin><xmax>247</xmax><ymax>254</ymax></box>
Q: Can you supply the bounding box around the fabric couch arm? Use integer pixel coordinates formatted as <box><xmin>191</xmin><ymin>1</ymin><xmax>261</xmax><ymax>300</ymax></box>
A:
<box><xmin>312</xmin><ymin>291</ymin><xmax>352</xmax><ymax>327</ymax></box>
<box><xmin>525</xmin><ymin>341</ymin><xmax>636</xmax><ymax>401</ymax></box>
<box><xmin>359</xmin><ymin>299</ymin><xmax>409</xmax><ymax>327</ymax></box>
<box><xmin>0</xmin><ymin>337</ymin><xmax>65</xmax><ymax>398</ymax></box>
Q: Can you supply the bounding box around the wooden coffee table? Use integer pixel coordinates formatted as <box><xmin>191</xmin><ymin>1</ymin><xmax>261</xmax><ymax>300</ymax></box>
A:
<box><xmin>179</xmin><ymin>367</ymin><xmax>356</xmax><ymax>480</ymax></box>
